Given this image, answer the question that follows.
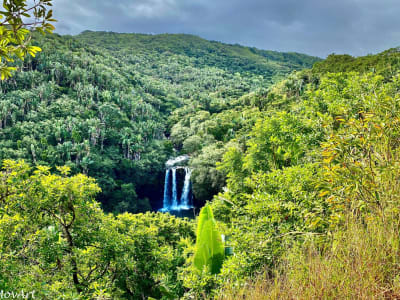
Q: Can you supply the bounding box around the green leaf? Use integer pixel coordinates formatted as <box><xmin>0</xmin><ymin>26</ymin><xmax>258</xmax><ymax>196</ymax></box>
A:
<box><xmin>193</xmin><ymin>204</ymin><xmax>224</xmax><ymax>274</ymax></box>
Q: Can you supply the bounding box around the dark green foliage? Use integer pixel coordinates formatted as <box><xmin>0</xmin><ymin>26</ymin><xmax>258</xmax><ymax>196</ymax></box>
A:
<box><xmin>190</xmin><ymin>143</ymin><xmax>226</xmax><ymax>202</ymax></box>
<box><xmin>0</xmin><ymin>32</ymin><xmax>317</xmax><ymax>212</ymax></box>
<box><xmin>77</xmin><ymin>31</ymin><xmax>321</xmax><ymax>79</ymax></box>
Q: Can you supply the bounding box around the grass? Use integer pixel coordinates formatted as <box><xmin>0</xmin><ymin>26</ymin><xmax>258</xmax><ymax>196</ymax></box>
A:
<box><xmin>218</xmin><ymin>217</ymin><xmax>400</xmax><ymax>299</ymax></box>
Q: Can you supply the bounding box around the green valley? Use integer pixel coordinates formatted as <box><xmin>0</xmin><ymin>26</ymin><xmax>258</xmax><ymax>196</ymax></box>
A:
<box><xmin>2</xmin><ymin>1</ymin><xmax>400</xmax><ymax>298</ymax></box>
<box><xmin>0</xmin><ymin>32</ymin><xmax>319</xmax><ymax>213</ymax></box>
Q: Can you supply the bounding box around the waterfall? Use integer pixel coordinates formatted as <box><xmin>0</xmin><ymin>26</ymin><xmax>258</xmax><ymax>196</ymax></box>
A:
<box><xmin>180</xmin><ymin>167</ymin><xmax>192</xmax><ymax>209</ymax></box>
<box><xmin>161</xmin><ymin>169</ymin><xmax>171</xmax><ymax>211</ymax></box>
<box><xmin>159</xmin><ymin>156</ymin><xmax>193</xmax><ymax>212</ymax></box>
<box><xmin>171</xmin><ymin>168</ymin><xmax>178</xmax><ymax>209</ymax></box>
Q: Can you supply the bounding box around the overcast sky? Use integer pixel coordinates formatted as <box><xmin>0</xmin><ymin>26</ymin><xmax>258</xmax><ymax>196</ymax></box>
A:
<box><xmin>51</xmin><ymin>0</ymin><xmax>400</xmax><ymax>58</ymax></box>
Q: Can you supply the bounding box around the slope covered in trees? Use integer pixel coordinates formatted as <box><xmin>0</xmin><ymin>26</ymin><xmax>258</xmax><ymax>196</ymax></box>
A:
<box><xmin>77</xmin><ymin>31</ymin><xmax>318</xmax><ymax>78</ymax></box>
<box><xmin>3</xmin><ymin>44</ymin><xmax>400</xmax><ymax>298</ymax></box>
<box><xmin>0</xmin><ymin>32</ymin><xmax>319</xmax><ymax>213</ymax></box>
<box><xmin>212</xmin><ymin>50</ymin><xmax>400</xmax><ymax>298</ymax></box>
<box><xmin>312</xmin><ymin>48</ymin><xmax>400</xmax><ymax>76</ymax></box>
<box><xmin>4</xmin><ymin>24</ymin><xmax>400</xmax><ymax>299</ymax></box>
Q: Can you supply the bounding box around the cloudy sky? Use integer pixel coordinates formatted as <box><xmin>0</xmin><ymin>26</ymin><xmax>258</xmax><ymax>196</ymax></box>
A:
<box><xmin>52</xmin><ymin>0</ymin><xmax>400</xmax><ymax>57</ymax></box>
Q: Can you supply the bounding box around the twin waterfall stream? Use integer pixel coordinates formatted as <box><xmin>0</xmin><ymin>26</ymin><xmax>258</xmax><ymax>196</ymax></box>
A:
<box><xmin>160</xmin><ymin>156</ymin><xmax>193</xmax><ymax>212</ymax></box>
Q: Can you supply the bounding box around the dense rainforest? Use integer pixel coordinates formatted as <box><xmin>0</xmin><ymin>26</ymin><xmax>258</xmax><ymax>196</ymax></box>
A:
<box><xmin>2</xmin><ymin>28</ymin><xmax>400</xmax><ymax>299</ymax></box>
<box><xmin>0</xmin><ymin>32</ymin><xmax>319</xmax><ymax>212</ymax></box>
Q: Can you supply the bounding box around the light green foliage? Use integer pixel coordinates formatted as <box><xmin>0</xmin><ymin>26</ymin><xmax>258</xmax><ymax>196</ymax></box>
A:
<box><xmin>244</xmin><ymin>111</ymin><xmax>320</xmax><ymax>172</ymax></box>
<box><xmin>0</xmin><ymin>160</ymin><xmax>195</xmax><ymax>299</ymax></box>
<box><xmin>193</xmin><ymin>204</ymin><xmax>224</xmax><ymax>274</ymax></box>
<box><xmin>211</xmin><ymin>165</ymin><xmax>327</xmax><ymax>290</ymax></box>
<box><xmin>312</xmin><ymin>49</ymin><xmax>400</xmax><ymax>79</ymax></box>
<box><xmin>214</xmin><ymin>55</ymin><xmax>400</xmax><ymax>297</ymax></box>
<box><xmin>316</xmin><ymin>73</ymin><xmax>400</xmax><ymax>225</ymax></box>
<box><xmin>0</xmin><ymin>0</ymin><xmax>55</xmax><ymax>79</ymax></box>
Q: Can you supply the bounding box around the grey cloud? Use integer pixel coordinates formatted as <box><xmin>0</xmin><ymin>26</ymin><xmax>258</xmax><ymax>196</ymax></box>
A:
<box><xmin>51</xmin><ymin>0</ymin><xmax>400</xmax><ymax>57</ymax></box>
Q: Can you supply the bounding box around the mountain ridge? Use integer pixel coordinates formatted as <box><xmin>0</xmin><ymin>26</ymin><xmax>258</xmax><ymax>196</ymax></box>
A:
<box><xmin>75</xmin><ymin>30</ymin><xmax>321</xmax><ymax>78</ymax></box>
<box><xmin>77</xmin><ymin>30</ymin><xmax>321</xmax><ymax>57</ymax></box>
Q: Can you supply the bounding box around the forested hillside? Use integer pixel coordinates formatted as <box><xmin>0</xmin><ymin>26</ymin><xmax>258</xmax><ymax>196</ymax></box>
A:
<box><xmin>77</xmin><ymin>31</ymin><xmax>318</xmax><ymax>78</ymax></box>
<box><xmin>213</xmin><ymin>50</ymin><xmax>400</xmax><ymax>299</ymax></box>
<box><xmin>3</xmin><ymin>26</ymin><xmax>400</xmax><ymax>299</ymax></box>
<box><xmin>0</xmin><ymin>32</ymin><xmax>319</xmax><ymax>212</ymax></box>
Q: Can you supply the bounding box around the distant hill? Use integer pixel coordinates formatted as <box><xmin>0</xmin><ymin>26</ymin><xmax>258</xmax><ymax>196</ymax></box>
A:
<box><xmin>312</xmin><ymin>48</ymin><xmax>400</xmax><ymax>78</ymax></box>
<box><xmin>76</xmin><ymin>31</ymin><xmax>321</xmax><ymax>80</ymax></box>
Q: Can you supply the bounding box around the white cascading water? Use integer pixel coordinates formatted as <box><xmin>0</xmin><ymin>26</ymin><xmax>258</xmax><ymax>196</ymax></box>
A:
<box><xmin>159</xmin><ymin>157</ymin><xmax>193</xmax><ymax>212</ymax></box>
<box><xmin>180</xmin><ymin>167</ymin><xmax>192</xmax><ymax>209</ymax></box>
<box><xmin>160</xmin><ymin>169</ymin><xmax>171</xmax><ymax>212</ymax></box>
<box><xmin>171</xmin><ymin>168</ymin><xmax>178</xmax><ymax>209</ymax></box>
